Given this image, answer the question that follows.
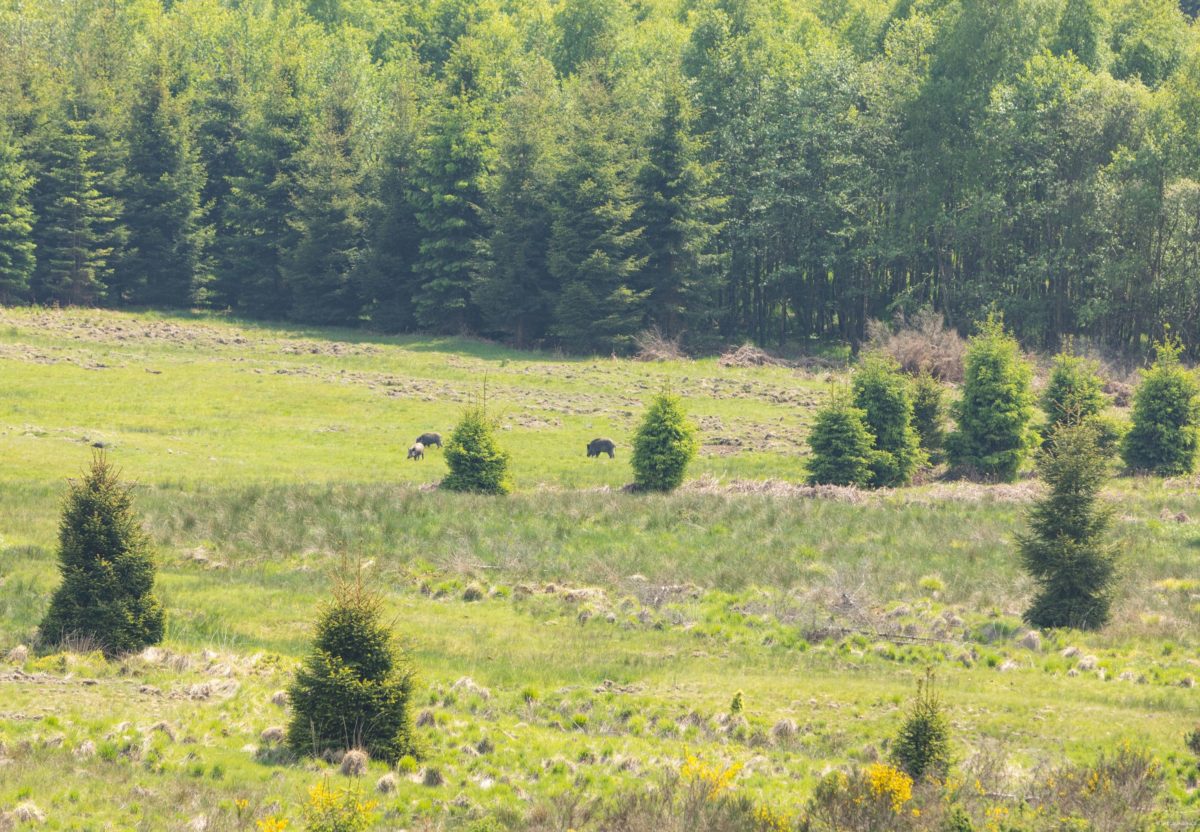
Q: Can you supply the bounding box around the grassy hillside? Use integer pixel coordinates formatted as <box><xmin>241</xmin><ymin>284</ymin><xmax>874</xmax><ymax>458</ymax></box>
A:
<box><xmin>3</xmin><ymin>308</ymin><xmax>1200</xmax><ymax>829</ymax></box>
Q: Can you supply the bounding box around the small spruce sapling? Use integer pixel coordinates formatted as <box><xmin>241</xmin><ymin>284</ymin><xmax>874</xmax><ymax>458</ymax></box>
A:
<box><xmin>631</xmin><ymin>389</ymin><xmax>698</xmax><ymax>492</ymax></box>
<box><xmin>891</xmin><ymin>668</ymin><xmax>951</xmax><ymax>781</ymax></box>
<box><xmin>806</xmin><ymin>389</ymin><xmax>875</xmax><ymax>487</ymax></box>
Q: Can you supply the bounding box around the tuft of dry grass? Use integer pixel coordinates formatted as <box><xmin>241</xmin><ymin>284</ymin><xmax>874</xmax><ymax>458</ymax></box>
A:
<box><xmin>866</xmin><ymin>310</ymin><xmax>966</xmax><ymax>381</ymax></box>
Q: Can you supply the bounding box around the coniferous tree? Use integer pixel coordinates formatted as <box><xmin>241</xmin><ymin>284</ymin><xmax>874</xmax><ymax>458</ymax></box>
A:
<box><xmin>633</xmin><ymin>80</ymin><xmax>722</xmax><ymax>342</ymax></box>
<box><xmin>549</xmin><ymin>75</ymin><xmax>646</xmax><ymax>353</ymax></box>
<box><xmin>29</xmin><ymin>116</ymin><xmax>121</xmax><ymax>305</ymax></box>
<box><xmin>442</xmin><ymin>404</ymin><xmax>512</xmax><ymax>494</ymax></box>
<box><xmin>806</xmin><ymin>390</ymin><xmax>875</xmax><ymax>487</ymax></box>
<box><xmin>911</xmin><ymin>371</ymin><xmax>947</xmax><ymax>461</ymax></box>
<box><xmin>0</xmin><ymin>131</ymin><xmax>35</xmax><ymax>302</ymax></box>
<box><xmin>852</xmin><ymin>353</ymin><xmax>925</xmax><ymax>487</ymax></box>
<box><xmin>1042</xmin><ymin>351</ymin><xmax>1107</xmax><ymax>430</ymax></box>
<box><xmin>196</xmin><ymin>71</ymin><xmax>248</xmax><ymax>311</ymax></box>
<box><xmin>473</xmin><ymin>65</ymin><xmax>558</xmax><ymax>346</ymax></box>
<box><xmin>39</xmin><ymin>453</ymin><xmax>164</xmax><ymax>656</ymax></box>
<box><xmin>1021</xmin><ymin>422</ymin><xmax>1118</xmax><ymax>630</ymax></box>
<box><xmin>288</xmin><ymin>575</ymin><xmax>416</xmax><ymax>763</ymax></box>
<box><xmin>1052</xmin><ymin>0</ymin><xmax>1104</xmax><ymax>70</ymax></box>
<box><xmin>114</xmin><ymin>66</ymin><xmax>208</xmax><ymax>307</ymax></box>
<box><xmin>411</xmin><ymin>87</ymin><xmax>491</xmax><ymax>333</ymax></box>
<box><xmin>282</xmin><ymin>116</ymin><xmax>364</xmax><ymax>326</ymax></box>
<box><xmin>631</xmin><ymin>389</ymin><xmax>699</xmax><ymax>492</ymax></box>
<box><xmin>1121</xmin><ymin>338</ymin><xmax>1200</xmax><ymax>474</ymax></box>
<box><xmin>891</xmin><ymin>669</ymin><xmax>951</xmax><ymax>781</ymax></box>
<box><xmin>221</xmin><ymin>63</ymin><xmax>306</xmax><ymax>317</ymax></box>
<box><xmin>947</xmin><ymin>318</ymin><xmax>1038</xmax><ymax>481</ymax></box>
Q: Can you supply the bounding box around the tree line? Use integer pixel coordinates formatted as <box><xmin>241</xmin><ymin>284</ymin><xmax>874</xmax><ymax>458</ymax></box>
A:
<box><xmin>3</xmin><ymin>0</ymin><xmax>1200</xmax><ymax>355</ymax></box>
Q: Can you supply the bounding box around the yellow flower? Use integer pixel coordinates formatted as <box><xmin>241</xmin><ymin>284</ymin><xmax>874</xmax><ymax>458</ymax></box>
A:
<box><xmin>256</xmin><ymin>817</ymin><xmax>288</xmax><ymax>832</ymax></box>
<box><xmin>680</xmin><ymin>753</ymin><xmax>742</xmax><ymax>800</ymax></box>
<box><xmin>864</xmin><ymin>763</ymin><xmax>913</xmax><ymax>814</ymax></box>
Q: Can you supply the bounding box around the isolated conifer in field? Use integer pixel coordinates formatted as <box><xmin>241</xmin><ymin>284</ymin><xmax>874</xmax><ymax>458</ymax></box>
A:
<box><xmin>852</xmin><ymin>353</ymin><xmax>924</xmax><ymax>487</ymax></box>
<box><xmin>442</xmin><ymin>404</ymin><xmax>512</xmax><ymax>495</ymax></box>
<box><xmin>947</xmin><ymin>317</ymin><xmax>1037</xmax><ymax>481</ymax></box>
<box><xmin>891</xmin><ymin>669</ymin><xmax>950</xmax><ymax>781</ymax></box>
<box><xmin>911</xmin><ymin>371</ymin><xmax>947</xmax><ymax>461</ymax></box>
<box><xmin>1121</xmin><ymin>338</ymin><xmax>1200</xmax><ymax>475</ymax></box>
<box><xmin>806</xmin><ymin>389</ymin><xmax>875</xmax><ymax>488</ymax></box>
<box><xmin>1021</xmin><ymin>422</ymin><xmax>1118</xmax><ymax>630</ymax></box>
<box><xmin>39</xmin><ymin>453</ymin><xmax>164</xmax><ymax>655</ymax></box>
<box><xmin>1042</xmin><ymin>352</ymin><xmax>1106</xmax><ymax>430</ymax></box>
<box><xmin>287</xmin><ymin>576</ymin><xmax>415</xmax><ymax>764</ymax></box>
<box><xmin>631</xmin><ymin>389</ymin><xmax>698</xmax><ymax>492</ymax></box>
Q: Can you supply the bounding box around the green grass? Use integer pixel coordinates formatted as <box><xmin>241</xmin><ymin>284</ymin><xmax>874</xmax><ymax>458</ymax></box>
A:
<box><xmin>3</xmin><ymin>307</ymin><xmax>1200</xmax><ymax>829</ymax></box>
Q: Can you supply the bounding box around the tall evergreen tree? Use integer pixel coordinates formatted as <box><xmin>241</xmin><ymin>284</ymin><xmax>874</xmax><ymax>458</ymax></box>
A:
<box><xmin>221</xmin><ymin>63</ymin><xmax>306</xmax><ymax>317</ymax></box>
<box><xmin>474</xmin><ymin>65</ymin><xmax>559</xmax><ymax>346</ymax></box>
<box><xmin>548</xmin><ymin>75</ymin><xmax>646</xmax><ymax>353</ymax></box>
<box><xmin>114</xmin><ymin>65</ymin><xmax>208</xmax><ymax>307</ymax></box>
<box><xmin>29</xmin><ymin>116</ymin><xmax>121</xmax><ymax>305</ymax></box>
<box><xmin>0</xmin><ymin>131</ymin><xmax>35</xmax><ymax>302</ymax></box>
<box><xmin>632</xmin><ymin>80</ymin><xmax>722</xmax><ymax>342</ymax></box>
<box><xmin>196</xmin><ymin>71</ymin><xmax>247</xmax><ymax>311</ymax></box>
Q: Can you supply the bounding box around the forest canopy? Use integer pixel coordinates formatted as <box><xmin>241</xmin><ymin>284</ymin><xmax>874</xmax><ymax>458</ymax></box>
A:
<box><xmin>2</xmin><ymin>0</ymin><xmax>1200</xmax><ymax>355</ymax></box>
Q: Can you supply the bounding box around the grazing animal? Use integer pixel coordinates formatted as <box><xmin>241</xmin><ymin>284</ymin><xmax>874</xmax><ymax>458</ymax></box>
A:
<box><xmin>407</xmin><ymin>442</ymin><xmax>424</xmax><ymax>461</ymax></box>
<box><xmin>587</xmin><ymin>438</ymin><xmax>616</xmax><ymax>459</ymax></box>
<box><xmin>415</xmin><ymin>432</ymin><xmax>442</xmax><ymax>449</ymax></box>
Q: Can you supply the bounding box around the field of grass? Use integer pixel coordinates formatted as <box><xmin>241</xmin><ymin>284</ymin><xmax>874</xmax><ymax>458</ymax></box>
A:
<box><xmin>3</xmin><ymin>307</ymin><xmax>1200</xmax><ymax>830</ymax></box>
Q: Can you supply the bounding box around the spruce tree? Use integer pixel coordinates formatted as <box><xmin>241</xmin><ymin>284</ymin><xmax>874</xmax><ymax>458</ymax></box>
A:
<box><xmin>632</xmin><ymin>79</ymin><xmax>722</xmax><ymax>342</ymax></box>
<box><xmin>806</xmin><ymin>389</ymin><xmax>875</xmax><ymax>487</ymax></box>
<box><xmin>287</xmin><ymin>576</ymin><xmax>415</xmax><ymax>763</ymax></box>
<box><xmin>195</xmin><ymin>71</ymin><xmax>247</xmax><ymax>311</ymax></box>
<box><xmin>220</xmin><ymin>63</ymin><xmax>305</xmax><ymax>317</ymax></box>
<box><xmin>442</xmin><ymin>404</ymin><xmax>512</xmax><ymax>495</ymax></box>
<box><xmin>114</xmin><ymin>66</ymin><xmax>209</xmax><ymax>307</ymax></box>
<box><xmin>0</xmin><ymin>131</ymin><xmax>35</xmax><ymax>302</ymax></box>
<box><xmin>282</xmin><ymin>118</ymin><xmax>364</xmax><ymax>326</ymax></box>
<box><xmin>911</xmin><ymin>371</ymin><xmax>947</xmax><ymax>461</ymax></box>
<box><xmin>548</xmin><ymin>75</ymin><xmax>646</xmax><ymax>353</ymax></box>
<box><xmin>1042</xmin><ymin>351</ymin><xmax>1107</xmax><ymax>432</ymax></box>
<box><xmin>1121</xmin><ymin>338</ymin><xmax>1200</xmax><ymax>475</ymax></box>
<box><xmin>411</xmin><ymin>89</ymin><xmax>491</xmax><ymax>333</ymax></box>
<box><xmin>852</xmin><ymin>353</ymin><xmax>925</xmax><ymax>487</ymax></box>
<box><xmin>1021</xmin><ymin>422</ymin><xmax>1118</xmax><ymax>630</ymax></box>
<box><xmin>39</xmin><ymin>453</ymin><xmax>164</xmax><ymax>656</ymax></box>
<box><xmin>29</xmin><ymin>116</ymin><xmax>121</xmax><ymax>305</ymax></box>
<box><xmin>891</xmin><ymin>669</ymin><xmax>951</xmax><ymax>781</ymax></box>
<box><xmin>947</xmin><ymin>317</ymin><xmax>1038</xmax><ymax>481</ymax></box>
<box><xmin>631</xmin><ymin>389</ymin><xmax>699</xmax><ymax>492</ymax></box>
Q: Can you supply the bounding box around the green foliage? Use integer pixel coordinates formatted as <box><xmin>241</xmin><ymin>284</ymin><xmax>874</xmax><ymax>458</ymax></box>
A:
<box><xmin>630</xmin><ymin>390</ymin><xmax>698</xmax><ymax>492</ymax></box>
<box><xmin>39</xmin><ymin>453</ymin><xmax>164</xmax><ymax>656</ymax></box>
<box><xmin>1042</xmin><ymin>352</ymin><xmax>1107</xmax><ymax>431</ymax></box>
<box><xmin>287</xmin><ymin>577</ymin><xmax>415</xmax><ymax>764</ymax></box>
<box><xmin>1021</xmin><ymin>421</ymin><xmax>1118</xmax><ymax>630</ymax></box>
<box><xmin>911</xmin><ymin>371</ymin><xmax>947</xmax><ymax>461</ymax></box>
<box><xmin>806</xmin><ymin>390</ymin><xmax>875</xmax><ymax>488</ymax></box>
<box><xmin>852</xmin><ymin>353</ymin><xmax>925</xmax><ymax>487</ymax></box>
<box><xmin>947</xmin><ymin>318</ymin><xmax>1038</xmax><ymax>481</ymax></box>
<box><xmin>0</xmin><ymin>131</ymin><xmax>35</xmax><ymax>302</ymax></box>
<box><xmin>1121</xmin><ymin>339</ymin><xmax>1200</xmax><ymax>475</ymax></box>
<box><xmin>891</xmin><ymin>669</ymin><xmax>951</xmax><ymax>781</ymax></box>
<box><xmin>442</xmin><ymin>404</ymin><xmax>512</xmax><ymax>495</ymax></box>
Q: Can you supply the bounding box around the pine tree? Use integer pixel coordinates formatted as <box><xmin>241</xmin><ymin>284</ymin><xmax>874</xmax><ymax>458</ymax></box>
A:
<box><xmin>911</xmin><ymin>371</ymin><xmax>947</xmax><ymax>462</ymax></box>
<box><xmin>39</xmin><ymin>453</ymin><xmax>164</xmax><ymax>656</ymax></box>
<box><xmin>806</xmin><ymin>389</ymin><xmax>875</xmax><ymax>487</ymax></box>
<box><xmin>947</xmin><ymin>317</ymin><xmax>1038</xmax><ymax>481</ymax></box>
<box><xmin>0</xmin><ymin>131</ymin><xmax>35</xmax><ymax>302</ymax></box>
<box><xmin>282</xmin><ymin>118</ymin><xmax>364</xmax><ymax>326</ymax></box>
<box><xmin>220</xmin><ymin>63</ymin><xmax>306</xmax><ymax>317</ymax></box>
<box><xmin>442</xmin><ymin>404</ymin><xmax>512</xmax><ymax>494</ymax></box>
<box><xmin>114</xmin><ymin>66</ymin><xmax>209</xmax><ymax>307</ymax></box>
<box><xmin>411</xmin><ymin>89</ymin><xmax>491</xmax><ymax>333</ymax></box>
<box><xmin>631</xmin><ymin>389</ymin><xmax>699</xmax><ymax>492</ymax></box>
<box><xmin>287</xmin><ymin>575</ymin><xmax>416</xmax><ymax>763</ymax></box>
<box><xmin>891</xmin><ymin>669</ymin><xmax>951</xmax><ymax>781</ymax></box>
<box><xmin>1021</xmin><ymin>422</ymin><xmax>1118</xmax><ymax>630</ymax></box>
<box><xmin>28</xmin><ymin>116</ymin><xmax>121</xmax><ymax>305</ymax></box>
<box><xmin>1121</xmin><ymin>338</ymin><xmax>1200</xmax><ymax>475</ymax></box>
<box><xmin>852</xmin><ymin>353</ymin><xmax>925</xmax><ymax>487</ymax></box>
<box><xmin>632</xmin><ymin>80</ymin><xmax>722</xmax><ymax>342</ymax></box>
<box><xmin>473</xmin><ymin>65</ymin><xmax>558</xmax><ymax>347</ymax></box>
<box><xmin>549</xmin><ymin>76</ymin><xmax>646</xmax><ymax>353</ymax></box>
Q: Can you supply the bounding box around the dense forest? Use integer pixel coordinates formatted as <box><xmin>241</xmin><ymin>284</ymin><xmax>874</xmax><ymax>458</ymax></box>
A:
<box><xmin>2</xmin><ymin>0</ymin><xmax>1200</xmax><ymax>354</ymax></box>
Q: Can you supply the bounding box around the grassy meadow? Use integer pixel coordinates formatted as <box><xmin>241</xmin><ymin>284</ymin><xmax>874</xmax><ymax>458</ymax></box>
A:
<box><xmin>3</xmin><ymin>307</ymin><xmax>1200</xmax><ymax>829</ymax></box>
